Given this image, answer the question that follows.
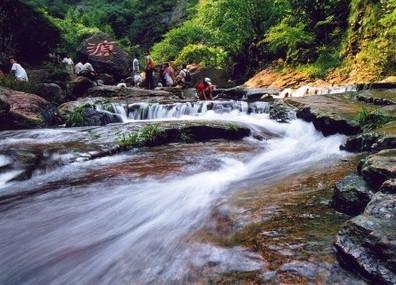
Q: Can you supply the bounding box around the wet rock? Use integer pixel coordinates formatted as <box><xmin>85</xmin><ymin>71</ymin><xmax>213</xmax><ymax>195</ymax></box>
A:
<box><xmin>269</xmin><ymin>101</ymin><xmax>296</xmax><ymax>123</ymax></box>
<box><xmin>36</xmin><ymin>83</ymin><xmax>65</xmax><ymax>104</ymax></box>
<box><xmin>356</xmin><ymin>90</ymin><xmax>396</xmax><ymax>106</ymax></box>
<box><xmin>279</xmin><ymin>261</ymin><xmax>318</xmax><ymax>279</ymax></box>
<box><xmin>335</xmin><ymin>192</ymin><xmax>396</xmax><ymax>285</ymax></box>
<box><xmin>341</xmin><ymin>133</ymin><xmax>380</xmax><ymax>153</ymax></box>
<box><xmin>77</xmin><ymin>32</ymin><xmax>131</xmax><ymax>80</ymax></box>
<box><xmin>359</xmin><ymin>149</ymin><xmax>396</xmax><ymax>190</ymax></box>
<box><xmin>330</xmin><ymin>173</ymin><xmax>374</xmax><ymax>216</ymax></box>
<box><xmin>70</xmin><ymin>76</ymin><xmax>93</xmax><ymax>98</ymax></box>
<box><xmin>213</xmin><ymin>86</ymin><xmax>278</xmax><ymax>101</ymax></box>
<box><xmin>286</xmin><ymin>94</ymin><xmax>364</xmax><ymax>136</ymax></box>
<box><xmin>78</xmin><ymin>108</ymin><xmax>121</xmax><ymax>127</ymax></box>
<box><xmin>0</xmin><ymin>87</ymin><xmax>60</xmax><ymax>130</ymax></box>
<box><xmin>188</xmin><ymin>244</ymin><xmax>264</xmax><ymax>273</ymax></box>
<box><xmin>380</xmin><ymin>179</ymin><xmax>396</xmax><ymax>194</ymax></box>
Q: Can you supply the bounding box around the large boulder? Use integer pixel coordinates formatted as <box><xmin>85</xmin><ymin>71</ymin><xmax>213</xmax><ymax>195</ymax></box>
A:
<box><xmin>77</xmin><ymin>32</ymin><xmax>131</xmax><ymax>80</ymax></box>
<box><xmin>70</xmin><ymin>76</ymin><xmax>94</xmax><ymax>99</ymax></box>
<box><xmin>190</xmin><ymin>66</ymin><xmax>234</xmax><ymax>88</ymax></box>
<box><xmin>36</xmin><ymin>83</ymin><xmax>64</xmax><ymax>104</ymax></box>
<box><xmin>359</xmin><ymin>149</ymin><xmax>396</xmax><ymax>190</ymax></box>
<box><xmin>0</xmin><ymin>87</ymin><xmax>60</xmax><ymax>130</ymax></box>
<box><xmin>330</xmin><ymin>173</ymin><xmax>374</xmax><ymax>216</ymax></box>
<box><xmin>334</xmin><ymin>191</ymin><xmax>396</xmax><ymax>285</ymax></box>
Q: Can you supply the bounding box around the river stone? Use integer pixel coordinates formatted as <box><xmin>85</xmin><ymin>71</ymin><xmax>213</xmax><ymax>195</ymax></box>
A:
<box><xmin>269</xmin><ymin>101</ymin><xmax>296</xmax><ymax>123</ymax></box>
<box><xmin>359</xmin><ymin>149</ymin><xmax>396</xmax><ymax>190</ymax></box>
<box><xmin>341</xmin><ymin>133</ymin><xmax>381</xmax><ymax>153</ymax></box>
<box><xmin>334</xmin><ymin>192</ymin><xmax>396</xmax><ymax>285</ymax></box>
<box><xmin>380</xmin><ymin>179</ymin><xmax>396</xmax><ymax>194</ymax></box>
<box><xmin>331</xmin><ymin>173</ymin><xmax>374</xmax><ymax>216</ymax></box>
<box><xmin>36</xmin><ymin>83</ymin><xmax>64</xmax><ymax>104</ymax></box>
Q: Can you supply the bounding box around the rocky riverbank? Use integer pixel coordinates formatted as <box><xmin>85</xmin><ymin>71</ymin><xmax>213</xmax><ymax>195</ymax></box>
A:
<box><xmin>284</xmin><ymin>89</ymin><xmax>396</xmax><ymax>284</ymax></box>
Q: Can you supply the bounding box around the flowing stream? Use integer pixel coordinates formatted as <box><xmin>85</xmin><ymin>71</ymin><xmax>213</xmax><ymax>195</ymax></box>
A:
<box><xmin>0</xmin><ymin>101</ymin><xmax>361</xmax><ymax>284</ymax></box>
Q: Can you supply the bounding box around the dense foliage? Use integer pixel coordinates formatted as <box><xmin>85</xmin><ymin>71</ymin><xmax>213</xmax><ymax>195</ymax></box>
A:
<box><xmin>6</xmin><ymin>0</ymin><xmax>396</xmax><ymax>81</ymax></box>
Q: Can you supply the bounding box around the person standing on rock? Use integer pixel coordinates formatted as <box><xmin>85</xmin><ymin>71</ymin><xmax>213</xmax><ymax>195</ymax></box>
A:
<box><xmin>131</xmin><ymin>55</ymin><xmax>141</xmax><ymax>86</ymax></box>
<box><xmin>62</xmin><ymin>55</ymin><xmax>74</xmax><ymax>78</ymax></box>
<box><xmin>176</xmin><ymin>64</ymin><xmax>192</xmax><ymax>88</ymax></box>
<box><xmin>144</xmin><ymin>50</ymin><xmax>155</xmax><ymax>89</ymax></box>
<box><xmin>9</xmin><ymin>57</ymin><xmax>28</xmax><ymax>82</ymax></box>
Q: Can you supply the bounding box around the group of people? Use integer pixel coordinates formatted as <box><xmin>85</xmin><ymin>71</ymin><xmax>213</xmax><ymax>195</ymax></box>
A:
<box><xmin>2</xmin><ymin>51</ymin><xmax>215</xmax><ymax>101</ymax></box>
<box><xmin>140</xmin><ymin>51</ymin><xmax>192</xmax><ymax>89</ymax></box>
<box><xmin>141</xmin><ymin>51</ymin><xmax>213</xmax><ymax>99</ymax></box>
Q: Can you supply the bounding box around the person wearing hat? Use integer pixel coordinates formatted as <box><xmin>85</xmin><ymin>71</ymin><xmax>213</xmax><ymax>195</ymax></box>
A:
<box><xmin>196</xmin><ymin>77</ymin><xmax>214</xmax><ymax>100</ymax></box>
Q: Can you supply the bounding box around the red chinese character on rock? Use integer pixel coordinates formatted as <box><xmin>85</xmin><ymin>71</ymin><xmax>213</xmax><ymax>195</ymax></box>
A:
<box><xmin>87</xmin><ymin>40</ymin><xmax>116</xmax><ymax>57</ymax></box>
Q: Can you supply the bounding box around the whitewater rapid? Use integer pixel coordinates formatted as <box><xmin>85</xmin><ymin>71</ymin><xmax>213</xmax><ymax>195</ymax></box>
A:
<box><xmin>0</xmin><ymin>107</ymin><xmax>348</xmax><ymax>284</ymax></box>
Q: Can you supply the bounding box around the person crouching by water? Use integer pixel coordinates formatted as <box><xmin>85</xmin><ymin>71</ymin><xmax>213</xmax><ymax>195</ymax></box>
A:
<box><xmin>144</xmin><ymin>50</ymin><xmax>155</xmax><ymax>89</ymax></box>
<box><xmin>196</xmin><ymin>77</ymin><xmax>214</xmax><ymax>100</ymax></box>
<box><xmin>9</xmin><ymin>57</ymin><xmax>28</xmax><ymax>82</ymax></box>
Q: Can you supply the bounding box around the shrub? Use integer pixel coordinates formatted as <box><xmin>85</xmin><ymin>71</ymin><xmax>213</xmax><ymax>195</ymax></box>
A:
<box><xmin>355</xmin><ymin>107</ymin><xmax>395</xmax><ymax>131</ymax></box>
<box><xmin>0</xmin><ymin>75</ymin><xmax>39</xmax><ymax>94</ymax></box>
<box><xmin>175</xmin><ymin>44</ymin><xmax>227</xmax><ymax>67</ymax></box>
<box><xmin>118</xmin><ymin>124</ymin><xmax>166</xmax><ymax>148</ymax></box>
<box><xmin>151</xmin><ymin>20</ymin><xmax>215</xmax><ymax>63</ymax></box>
<box><xmin>263</xmin><ymin>20</ymin><xmax>315</xmax><ymax>63</ymax></box>
<box><xmin>64</xmin><ymin>104</ymin><xmax>91</xmax><ymax>127</ymax></box>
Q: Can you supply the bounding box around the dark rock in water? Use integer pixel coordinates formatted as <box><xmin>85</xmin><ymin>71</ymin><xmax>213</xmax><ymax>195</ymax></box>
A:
<box><xmin>37</xmin><ymin>83</ymin><xmax>64</xmax><ymax>104</ymax></box>
<box><xmin>0</xmin><ymin>87</ymin><xmax>60</xmax><ymax>130</ymax></box>
<box><xmin>330</xmin><ymin>173</ymin><xmax>374</xmax><ymax>216</ymax></box>
<box><xmin>341</xmin><ymin>133</ymin><xmax>380</xmax><ymax>152</ymax></box>
<box><xmin>334</xmin><ymin>191</ymin><xmax>396</xmax><ymax>285</ymax></box>
<box><xmin>359</xmin><ymin>149</ymin><xmax>396</xmax><ymax>190</ymax></box>
<box><xmin>79</xmin><ymin>108</ymin><xmax>121</xmax><ymax>127</ymax></box>
<box><xmin>70</xmin><ymin>76</ymin><xmax>93</xmax><ymax>98</ymax></box>
<box><xmin>269</xmin><ymin>101</ymin><xmax>296</xmax><ymax>123</ymax></box>
<box><xmin>77</xmin><ymin>32</ymin><xmax>132</xmax><ymax>80</ymax></box>
<box><xmin>380</xmin><ymin>179</ymin><xmax>396</xmax><ymax>194</ymax></box>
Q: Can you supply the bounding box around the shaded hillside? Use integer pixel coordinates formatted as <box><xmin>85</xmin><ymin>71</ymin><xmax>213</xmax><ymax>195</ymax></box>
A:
<box><xmin>0</xmin><ymin>0</ymin><xmax>61</xmax><ymax>66</ymax></box>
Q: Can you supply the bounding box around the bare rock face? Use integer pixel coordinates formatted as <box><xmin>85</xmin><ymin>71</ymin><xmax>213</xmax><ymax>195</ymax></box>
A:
<box><xmin>77</xmin><ymin>32</ymin><xmax>132</xmax><ymax>81</ymax></box>
<box><xmin>334</xmin><ymin>191</ymin><xmax>396</xmax><ymax>285</ymax></box>
<box><xmin>0</xmin><ymin>87</ymin><xmax>60</xmax><ymax>130</ymax></box>
<box><xmin>70</xmin><ymin>76</ymin><xmax>94</xmax><ymax>99</ymax></box>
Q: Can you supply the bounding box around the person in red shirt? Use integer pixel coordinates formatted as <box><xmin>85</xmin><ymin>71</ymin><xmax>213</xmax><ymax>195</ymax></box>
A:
<box><xmin>196</xmin><ymin>77</ymin><xmax>214</xmax><ymax>100</ymax></box>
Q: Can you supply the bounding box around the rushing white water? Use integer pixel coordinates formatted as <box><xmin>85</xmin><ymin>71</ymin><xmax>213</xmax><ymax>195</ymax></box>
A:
<box><xmin>96</xmin><ymin>100</ymin><xmax>270</xmax><ymax>122</ymax></box>
<box><xmin>0</xmin><ymin>106</ymin><xmax>349</xmax><ymax>284</ymax></box>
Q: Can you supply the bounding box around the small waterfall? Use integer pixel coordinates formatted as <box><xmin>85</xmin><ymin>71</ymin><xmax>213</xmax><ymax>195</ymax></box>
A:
<box><xmin>97</xmin><ymin>101</ymin><xmax>270</xmax><ymax>121</ymax></box>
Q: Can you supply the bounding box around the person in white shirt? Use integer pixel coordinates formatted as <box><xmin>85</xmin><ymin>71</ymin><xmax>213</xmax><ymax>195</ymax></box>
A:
<box><xmin>75</xmin><ymin>61</ymin><xmax>84</xmax><ymax>75</ymax></box>
<box><xmin>62</xmin><ymin>55</ymin><xmax>74</xmax><ymax>77</ymax></box>
<box><xmin>9</xmin><ymin>57</ymin><xmax>28</xmax><ymax>82</ymax></box>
